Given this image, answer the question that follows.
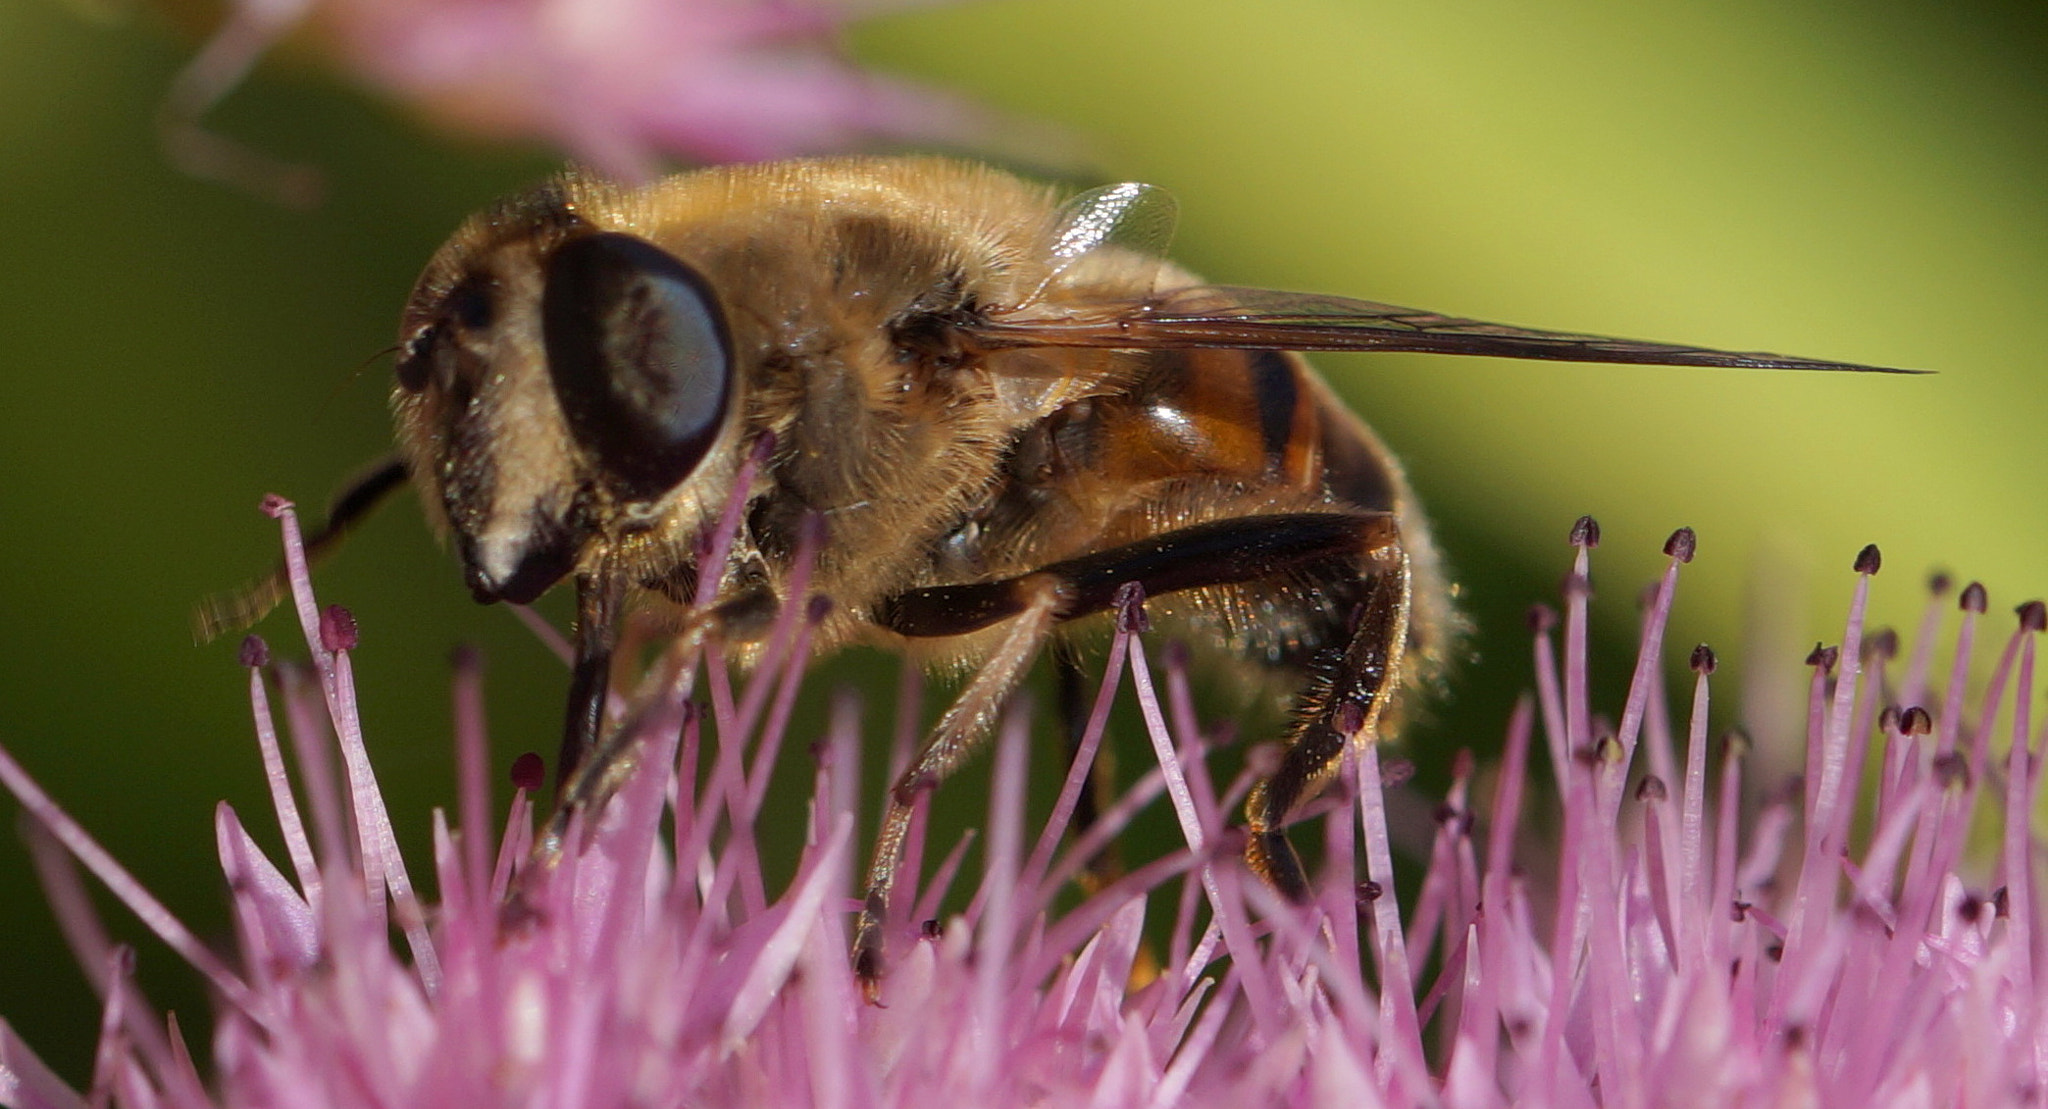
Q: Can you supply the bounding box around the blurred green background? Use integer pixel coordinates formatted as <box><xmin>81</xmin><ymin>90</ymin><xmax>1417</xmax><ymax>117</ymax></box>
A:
<box><xmin>1</xmin><ymin>0</ymin><xmax>2043</xmax><ymax>1082</ymax></box>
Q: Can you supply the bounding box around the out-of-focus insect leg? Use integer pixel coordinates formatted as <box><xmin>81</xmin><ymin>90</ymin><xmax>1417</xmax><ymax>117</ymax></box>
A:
<box><xmin>193</xmin><ymin>455</ymin><xmax>411</xmax><ymax>642</ymax></box>
<box><xmin>853</xmin><ymin>580</ymin><xmax>1063</xmax><ymax>1000</ymax></box>
<box><xmin>1243</xmin><ymin>545</ymin><xmax>1411</xmax><ymax>903</ymax></box>
<box><xmin>1053</xmin><ymin>645</ymin><xmax>1122</xmax><ymax>892</ymax></box>
<box><xmin>313</xmin><ymin>455</ymin><xmax>413</xmax><ymax>553</ymax></box>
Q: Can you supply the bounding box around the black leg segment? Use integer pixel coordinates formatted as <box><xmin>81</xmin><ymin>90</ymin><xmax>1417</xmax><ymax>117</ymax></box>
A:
<box><xmin>194</xmin><ymin>455</ymin><xmax>412</xmax><ymax>643</ymax></box>
<box><xmin>557</xmin><ymin>571</ymin><xmax>625</xmax><ymax>795</ymax></box>
<box><xmin>876</xmin><ymin>512</ymin><xmax>1396</xmax><ymax>638</ymax></box>
<box><xmin>1243</xmin><ymin>544</ymin><xmax>1411</xmax><ymax>902</ymax></box>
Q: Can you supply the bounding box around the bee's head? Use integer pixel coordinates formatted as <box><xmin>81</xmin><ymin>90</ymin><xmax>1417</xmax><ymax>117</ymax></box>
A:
<box><xmin>391</xmin><ymin>187</ymin><xmax>736</xmax><ymax>605</ymax></box>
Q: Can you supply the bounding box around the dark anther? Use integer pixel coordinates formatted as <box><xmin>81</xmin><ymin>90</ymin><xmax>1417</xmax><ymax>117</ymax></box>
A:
<box><xmin>1853</xmin><ymin>544</ymin><xmax>1882</xmax><ymax>575</ymax></box>
<box><xmin>238</xmin><ymin>635</ymin><xmax>271</xmax><ymax>669</ymax></box>
<box><xmin>1113</xmin><ymin>580</ymin><xmax>1149</xmax><ymax>634</ymax></box>
<box><xmin>509</xmin><ymin>752</ymin><xmax>546</xmax><ymax>792</ymax></box>
<box><xmin>2018</xmin><ymin>600</ymin><xmax>2047</xmax><ymax>632</ymax></box>
<box><xmin>1804</xmin><ymin>643</ymin><xmax>1838</xmax><ymax>672</ymax></box>
<box><xmin>1862</xmin><ymin>628</ymin><xmax>1898</xmax><ymax>662</ymax></box>
<box><xmin>1332</xmin><ymin>700</ymin><xmax>1367</xmax><ymax>736</ymax></box>
<box><xmin>1636</xmin><ymin>775</ymin><xmax>1668</xmax><ymax>802</ymax></box>
<box><xmin>1690</xmin><ymin>644</ymin><xmax>1717</xmax><ymax>674</ymax></box>
<box><xmin>1994</xmin><ymin>886</ymin><xmax>2011</xmax><ymax>918</ymax></box>
<box><xmin>1162</xmin><ymin>640</ymin><xmax>1192</xmax><ymax>672</ymax></box>
<box><xmin>1877</xmin><ymin>706</ymin><xmax>1900</xmax><ymax>732</ymax></box>
<box><xmin>1961</xmin><ymin>582</ymin><xmax>1988</xmax><ymax>614</ymax></box>
<box><xmin>1663</xmin><ymin>527</ymin><xmax>1697</xmax><ymax>563</ymax></box>
<box><xmin>1721</xmin><ymin>729</ymin><xmax>1751</xmax><ymax>761</ymax></box>
<box><xmin>449</xmin><ymin>644</ymin><xmax>482</xmax><ymax>670</ymax></box>
<box><xmin>807</xmin><ymin>594</ymin><xmax>835</xmax><ymax>624</ymax></box>
<box><xmin>1381</xmin><ymin>759</ymin><xmax>1415</xmax><ymax>787</ymax></box>
<box><xmin>1900</xmin><ymin>706</ymin><xmax>1933</xmax><ymax>735</ymax></box>
<box><xmin>1526</xmin><ymin>604</ymin><xmax>1557</xmax><ymax>633</ymax></box>
<box><xmin>1765</xmin><ymin>943</ymin><xmax>1785</xmax><ymax>963</ymax></box>
<box><xmin>260</xmin><ymin>494</ymin><xmax>293</xmax><ymax>518</ymax></box>
<box><xmin>1931</xmin><ymin>751</ymin><xmax>1969</xmax><ymax>790</ymax></box>
<box><xmin>921</xmin><ymin>919</ymin><xmax>943</xmax><ymax>940</ymax></box>
<box><xmin>319</xmin><ymin>605</ymin><xmax>359</xmax><ymax>652</ymax></box>
<box><xmin>1928</xmin><ymin>571</ymin><xmax>1954</xmax><ymax>597</ymax></box>
<box><xmin>1561</xmin><ymin>572</ymin><xmax>1592</xmax><ymax>600</ymax></box>
<box><xmin>1569</xmin><ymin>515</ymin><xmax>1600</xmax><ymax>548</ymax></box>
<box><xmin>1731</xmin><ymin>899</ymin><xmax>1751</xmax><ymax>922</ymax></box>
<box><xmin>1959</xmin><ymin>892</ymin><xmax>1985</xmax><ymax>921</ymax></box>
<box><xmin>1356</xmin><ymin>880</ymin><xmax>1383</xmax><ymax>905</ymax></box>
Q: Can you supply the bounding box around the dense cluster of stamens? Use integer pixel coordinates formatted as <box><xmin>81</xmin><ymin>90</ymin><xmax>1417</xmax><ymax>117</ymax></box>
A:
<box><xmin>1</xmin><ymin>507</ymin><xmax>2044</xmax><ymax>1107</ymax></box>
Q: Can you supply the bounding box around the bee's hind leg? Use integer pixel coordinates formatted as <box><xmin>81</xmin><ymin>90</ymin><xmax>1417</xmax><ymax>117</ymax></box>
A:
<box><xmin>1243</xmin><ymin>543</ymin><xmax>1412</xmax><ymax>903</ymax></box>
<box><xmin>855</xmin><ymin>510</ymin><xmax>1406</xmax><ymax>997</ymax></box>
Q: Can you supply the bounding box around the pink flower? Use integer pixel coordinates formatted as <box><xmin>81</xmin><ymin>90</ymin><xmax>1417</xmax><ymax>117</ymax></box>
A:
<box><xmin>161</xmin><ymin>0</ymin><xmax>1001</xmax><ymax>203</ymax></box>
<box><xmin>0</xmin><ymin>507</ymin><xmax>2042</xmax><ymax>1106</ymax></box>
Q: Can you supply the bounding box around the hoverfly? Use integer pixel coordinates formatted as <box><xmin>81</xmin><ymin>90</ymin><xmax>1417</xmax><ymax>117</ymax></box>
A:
<box><xmin>204</xmin><ymin>157</ymin><xmax>1912</xmax><ymax>992</ymax></box>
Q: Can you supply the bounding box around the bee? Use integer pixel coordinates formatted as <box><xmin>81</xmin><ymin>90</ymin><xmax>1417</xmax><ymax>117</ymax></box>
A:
<box><xmin>204</xmin><ymin>156</ymin><xmax>1910</xmax><ymax>992</ymax></box>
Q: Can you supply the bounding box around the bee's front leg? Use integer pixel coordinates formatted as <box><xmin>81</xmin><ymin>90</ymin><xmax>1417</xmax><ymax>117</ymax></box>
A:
<box><xmin>539</xmin><ymin>570</ymin><xmax>786</xmax><ymax>868</ymax></box>
<box><xmin>852</xmin><ymin>578</ymin><xmax>1064</xmax><ymax>1000</ymax></box>
<box><xmin>557</xmin><ymin>569</ymin><xmax>628</xmax><ymax>795</ymax></box>
<box><xmin>194</xmin><ymin>455</ymin><xmax>412</xmax><ymax>642</ymax></box>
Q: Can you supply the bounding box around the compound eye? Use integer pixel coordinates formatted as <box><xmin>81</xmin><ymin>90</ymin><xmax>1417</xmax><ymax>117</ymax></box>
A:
<box><xmin>541</xmin><ymin>233</ymin><xmax>732</xmax><ymax>502</ymax></box>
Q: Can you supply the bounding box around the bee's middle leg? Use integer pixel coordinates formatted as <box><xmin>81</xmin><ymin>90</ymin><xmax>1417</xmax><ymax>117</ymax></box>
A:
<box><xmin>852</xmin><ymin>579</ymin><xmax>1062</xmax><ymax>997</ymax></box>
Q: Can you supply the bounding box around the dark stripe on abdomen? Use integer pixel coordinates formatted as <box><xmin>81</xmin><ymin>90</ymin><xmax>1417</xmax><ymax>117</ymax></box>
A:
<box><xmin>1250</xmin><ymin>350</ymin><xmax>1298</xmax><ymax>473</ymax></box>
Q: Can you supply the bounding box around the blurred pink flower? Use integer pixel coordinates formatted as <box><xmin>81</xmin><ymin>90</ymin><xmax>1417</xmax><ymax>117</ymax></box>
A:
<box><xmin>162</xmin><ymin>0</ymin><xmax>1004</xmax><ymax>202</ymax></box>
<box><xmin>1</xmin><ymin>506</ymin><xmax>2044</xmax><ymax>1107</ymax></box>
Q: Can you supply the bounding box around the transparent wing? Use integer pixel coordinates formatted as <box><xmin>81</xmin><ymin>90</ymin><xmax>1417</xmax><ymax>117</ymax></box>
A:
<box><xmin>1025</xmin><ymin>182</ymin><xmax>1179</xmax><ymax>304</ymax></box>
<box><xmin>971</xmin><ymin>285</ymin><xmax>1923</xmax><ymax>373</ymax></box>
